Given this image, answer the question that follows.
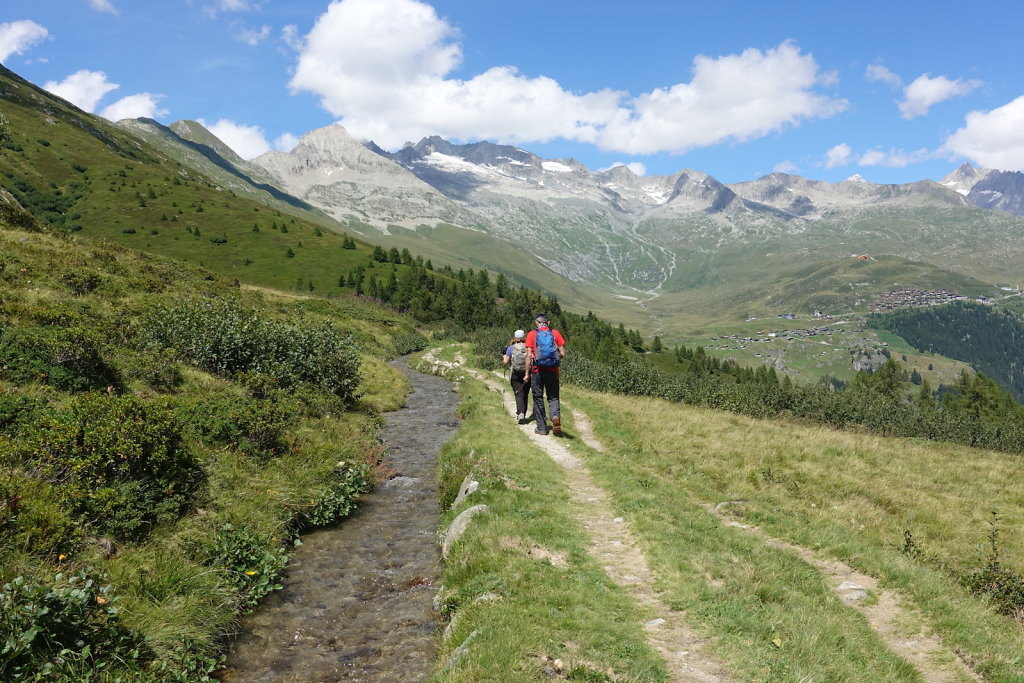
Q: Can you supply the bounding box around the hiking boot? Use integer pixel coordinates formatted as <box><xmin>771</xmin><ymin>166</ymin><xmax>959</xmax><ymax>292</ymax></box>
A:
<box><xmin>535</xmin><ymin>426</ymin><xmax>548</xmax><ymax>435</ymax></box>
<box><xmin>518</xmin><ymin>414</ymin><xmax>528</xmax><ymax>425</ymax></box>
<box><xmin>551</xmin><ymin>415</ymin><xmax>561</xmax><ymax>436</ymax></box>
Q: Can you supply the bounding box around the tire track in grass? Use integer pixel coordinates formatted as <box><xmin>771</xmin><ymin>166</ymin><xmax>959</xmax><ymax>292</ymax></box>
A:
<box><xmin>471</xmin><ymin>368</ymin><xmax>734</xmax><ymax>683</ymax></box>
<box><xmin>569</xmin><ymin>406</ymin><xmax>982</xmax><ymax>683</ymax></box>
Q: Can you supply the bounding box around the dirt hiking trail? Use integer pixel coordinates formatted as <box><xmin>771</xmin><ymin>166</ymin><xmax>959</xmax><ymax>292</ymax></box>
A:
<box><xmin>474</xmin><ymin>367</ymin><xmax>736</xmax><ymax>682</ymax></box>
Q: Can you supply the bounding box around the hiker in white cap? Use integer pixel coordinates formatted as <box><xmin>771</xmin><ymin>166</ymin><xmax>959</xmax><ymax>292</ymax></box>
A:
<box><xmin>502</xmin><ymin>329</ymin><xmax>531</xmax><ymax>424</ymax></box>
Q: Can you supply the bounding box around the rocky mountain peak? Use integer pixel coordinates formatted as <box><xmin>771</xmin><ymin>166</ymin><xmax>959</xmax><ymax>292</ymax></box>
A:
<box><xmin>595</xmin><ymin>164</ymin><xmax>639</xmax><ymax>184</ymax></box>
<box><xmin>940</xmin><ymin>160</ymin><xmax>994</xmax><ymax>196</ymax></box>
<box><xmin>168</xmin><ymin>119</ymin><xmax>245</xmax><ymax>165</ymax></box>
<box><xmin>967</xmin><ymin>169</ymin><xmax>1024</xmax><ymax>215</ymax></box>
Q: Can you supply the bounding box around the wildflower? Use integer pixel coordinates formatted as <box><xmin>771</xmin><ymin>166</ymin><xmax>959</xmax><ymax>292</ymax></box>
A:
<box><xmin>96</xmin><ymin>596</ymin><xmax>107</xmax><ymax>605</ymax></box>
<box><xmin>58</xmin><ymin>553</ymin><xmax>66</xmax><ymax>561</ymax></box>
<box><xmin>245</xmin><ymin>570</ymin><xmax>257</xmax><ymax>576</ymax></box>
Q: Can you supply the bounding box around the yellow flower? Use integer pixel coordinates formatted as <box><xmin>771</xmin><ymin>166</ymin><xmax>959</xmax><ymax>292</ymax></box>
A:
<box><xmin>58</xmin><ymin>554</ymin><xmax>66</xmax><ymax>561</ymax></box>
<box><xmin>245</xmin><ymin>570</ymin><xmax>257</xmax><ymax>576</ymax></box>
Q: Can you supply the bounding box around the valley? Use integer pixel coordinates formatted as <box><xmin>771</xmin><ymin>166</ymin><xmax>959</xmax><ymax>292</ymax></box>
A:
<box><xmin>3</xmin><ymin>59</ymin><xmax>1024</xmax><ymax>682</ymax></box>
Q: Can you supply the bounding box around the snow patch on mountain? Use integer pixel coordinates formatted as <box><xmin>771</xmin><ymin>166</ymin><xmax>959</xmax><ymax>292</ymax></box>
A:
<box><xmin>542</xmin><ymin>161</ymin><xmax>573</xmax><ymax>173</ymax></box>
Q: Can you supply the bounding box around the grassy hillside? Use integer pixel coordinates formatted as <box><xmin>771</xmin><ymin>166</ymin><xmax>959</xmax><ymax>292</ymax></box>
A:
<box><xmin>0</xmin><ymin>65</ymin><xmax>397</xmax><ymax>296</ymax></box>
<box><xmin>0</xmin><ymin>225</ymin><xmax>423</xmax><ymax>680</ymax></box>
<box><xmin>566</xmin><ymin>386</ymin><xmax>1024</xmax><ymax>680</ymax></box>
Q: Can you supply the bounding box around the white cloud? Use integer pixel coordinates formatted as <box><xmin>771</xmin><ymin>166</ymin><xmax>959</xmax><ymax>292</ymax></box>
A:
<box><xmin>44</xmin><ymin>69</ymin><xmax>119</xmax><ymax>112</ymax></box>
<box><xmin>288</xmin><ymin>0</ymin><xmax>846</xmax><ymax>155</ymax></box>
<box><xmin>100</xmin><ymin>93</ymin><xmax>168</xmax><ymax>121</ymax></box>
<box><xmin>944</xmin><ymin>95</ymin><xmax>1024</xmax><ymax>171</ymax></box>
<box><xmin>274</xmin><ymin>132</ymin><xmax>299</xmax><ymax>152</ymax></box>
<box><xmin>858</xmin><ymin>147</ymin><xmax>931</xmax><ymax>168</ymax></box>
<box><xmin>598</xmin><ymin>161</ymin><xmax>647</xmax><ymax>176</ymax></box>
<box><xmin>0</xmin><ymin>20</ymin><xmax>49</xmax><ymax>62</ymax></box>
<box><xmin>824</xmin><ymin>143</ymin><xmax>852</xmax><ymax>168</ymax></box>
<box><xmin>865</xmin><ymin>63</ymin><xmax>901</xmax><ymax>88</ymax></box>
<box><xmin>232</xmin><ymin>22</ymin><xmax>270</xmax><ymax>45</ymax></box>
<box><xmin>773</xmin><ymin>160</ymin><xmax>799</xmax><ymax>174</ymax></box>
<box><xmin>597</xmin><ymin>42</ymin><xmax>847</xmax><ymax>154</ymax></box>
<box><xmin>89</xmin><ymin>0</ymin><xmax>120</xmax><ymax>15</ymax></box>
<box><xmin>203</xmin><ymin>0</ymin><xmax>259</xmax><ymax>18</ymax></box>
<box><xmin>199</xmin><ymin>118</ymin><xmax>271</xmax><ymax>159</ymax></box>
<box><xmin>281</xmin><ymin>24</ymin><xmax>302</xmax><ymax>50</ymax></box>
<box><xmin>898</xmin><ymin>74</ymin><xmax>981</xmax><ymax>119</ymax></box>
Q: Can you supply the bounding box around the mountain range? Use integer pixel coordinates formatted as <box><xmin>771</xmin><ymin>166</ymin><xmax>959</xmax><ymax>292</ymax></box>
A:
<box><xmin>4</xmin><ymin>57</ymin><xmax>1022</xmax><ymax>336</ymax></box>
<box><xmin>125</xmin><ymin>118</ymin><xmax>1024</xmax><ymax>332</ymax></box>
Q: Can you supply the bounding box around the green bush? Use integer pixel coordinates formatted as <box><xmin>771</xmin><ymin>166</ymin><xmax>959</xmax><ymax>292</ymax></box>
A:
<box><xmin>0</xmin><ymin>471</ymin><xmax>82</xmax><ymax>559</ymax></box>
<box><xmin>0</xmin><ymin>394</ymin><xmax>46</xmax><ymax>435</ymax></box>
<box><xmin>59</xmin><ymin>270</ymin><xmax>103</xmax><ymax>295</ymax></box>
<box><xmin>177</xmin><ymin>396</ymin><xmax>292</xmax><ymax>459</ymax></box>
<box><xmin>115</xmin><ymin>348</ymin><xmax>183</xmax><ymax>393</ymax></box>
<box><xmin>961</xmin><ymin>513</ymin><xmax>1024</xmax><ymax>617</ymax></box>
<box><xmin>0</xmin><ymin>326</ymin><xmax>119</xmax><ymax>392</ymax></box>
<box><xmin>143</xmin><ymin>299</ymin><xmax>362</xmax><ymax>404</ymax></box>
<box><xmin>467</xmin><ymin>326</ymin><xmax>511</xmax><ymax>370</ymax></box>
<box><xmin>203</xmin><ymin>524</ymin><xmax>288</xmax><ymax>611</ymax></box>
<box><xmin>303</xmin><ymin>462</ymin><xmax>372</xmax><ymax>527</ymax></box>
<box><xmin>16</xmin><ymin>394</ymin><xmax>204</xmax><ymax>542</ymax></box>
<box><xmin>0</xmin><ymin>571</ymin><xmax>150</xmax><ymax>681</ymax></box>
<box><xmin>393</xmin><ymin>331</ymin><xmax>428</xmax><ymax>356</ymax></box>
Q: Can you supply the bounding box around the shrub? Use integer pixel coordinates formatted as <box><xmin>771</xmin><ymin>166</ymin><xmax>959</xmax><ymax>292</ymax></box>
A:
<box><xmin>143</xmin><ymin>299</ymin><xmax>362</xmax><ymax>404</ymax></box>
<box><xmin>177</xmin><ymin>396</ymin><xmax>292</xmax><ymax>459</ymax></box>
<box><xmin>203</xmin><ymin>524</ymin><xmax>288</xmax><ymax>611</ymax></box>
<box><xmin>466</xmin><ymin>326</ymin><xmax>510</xmax><ymax>370</ymax></box>
<box><xmin>0</xmin><ymin>394</ymin><xmax>46</xmax><ymax>435</ymax></box>
<box><xmin>0</xmin><ymin>571</ymin><xmax>150</xmax><ymax>681</ymax></box>
<box><xmin>393</xmin><ymin>331</ymin><xmax>428</xmax><ymax>356</ymax></box>
<box><xmin>302</xmin><ymin>463</ymin><xmax>372</xmax><ymax>527</ymax></box>
<box><xmin>59</xmin><ymin>269</ymin><xmax>103</xmax><ymax>295</ymax></box>
<box><xmin>16</xmin><ymin>394</ymin><xmax>204</xmax><ymax>542</ymax></box>
<box><xmin>116</xmin><ymin>349</ymin><xmax>183</xmax><ymax>393</ymax></box>
<box><xmin>0</xmin><ymin>471</ymin><xmax>82</xmax><ymax>558</ymax></box>
<box><xmin>0</xmin><ymin>326</ymin><xmax>120</xmax><ymax>392</ymax></box>
<box><xmin>961</xmin><ymin>512</ymin><xmax>1024</xmax><ymax>617</ymax></box>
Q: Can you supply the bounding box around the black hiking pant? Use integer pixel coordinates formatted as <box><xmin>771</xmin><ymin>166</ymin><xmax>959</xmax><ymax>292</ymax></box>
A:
<box><xmin>510</xmin><ymin>370</ymin><xmax>530</xmax><ymax>416</ymax></box>
<box><xmin>530</xmin><ymin>368</ymin><xmax>560</xmax><ymax>432</ymax></box>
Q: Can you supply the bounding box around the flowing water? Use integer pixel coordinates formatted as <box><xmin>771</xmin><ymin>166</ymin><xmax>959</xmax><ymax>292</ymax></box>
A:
<box><xmin>219</xmin><ymin>358</ymin><xmax>458</xmax><ymax>682</ymax></box>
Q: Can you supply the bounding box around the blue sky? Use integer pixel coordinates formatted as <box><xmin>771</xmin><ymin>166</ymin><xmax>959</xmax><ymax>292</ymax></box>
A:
<box><xmin>3</xmin><ymin>0</ymin><xmax>1024</xmax><ymax>184</ymax></box>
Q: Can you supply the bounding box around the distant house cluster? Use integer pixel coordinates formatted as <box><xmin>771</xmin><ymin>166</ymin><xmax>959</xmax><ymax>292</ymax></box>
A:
<box><xmin>871</xmin><ymin>288</ymin><xmax>964</xmax><ymax>311</ymax></box>
<box><xmin>707</xmin><ymin>326</ymin><xmax>846</xmax><ymax>351</ymax></box>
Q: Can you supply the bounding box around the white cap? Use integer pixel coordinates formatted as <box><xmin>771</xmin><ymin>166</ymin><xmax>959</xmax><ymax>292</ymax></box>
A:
<box><xmin>514</xmin><ymin>329</ymin><xmax>525</xmax><ymax>339</ymax></box>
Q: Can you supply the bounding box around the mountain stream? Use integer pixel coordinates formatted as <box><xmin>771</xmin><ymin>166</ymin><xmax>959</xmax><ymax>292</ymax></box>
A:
<box><xmin>218</xmin><ymin>357</ymin><xmax>458</xmax><ymax>681</ymax></box>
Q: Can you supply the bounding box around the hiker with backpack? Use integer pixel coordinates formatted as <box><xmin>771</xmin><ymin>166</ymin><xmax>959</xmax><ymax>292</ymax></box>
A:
<box><xmin>502</xmin><ymin>329</ymin><xmax>531</xmax><ymax>424</ymax></box>
<box><xmin>524</xmin><ymin>313</ymin><xmax>566</xmax><ymax>436</ymax></box>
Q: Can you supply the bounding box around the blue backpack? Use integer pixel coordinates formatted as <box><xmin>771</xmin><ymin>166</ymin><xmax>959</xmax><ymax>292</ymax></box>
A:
<box><xmin>534</xmin><ymin>328</ymin><xmax>560</xmax><ymax>367</ymax></box>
